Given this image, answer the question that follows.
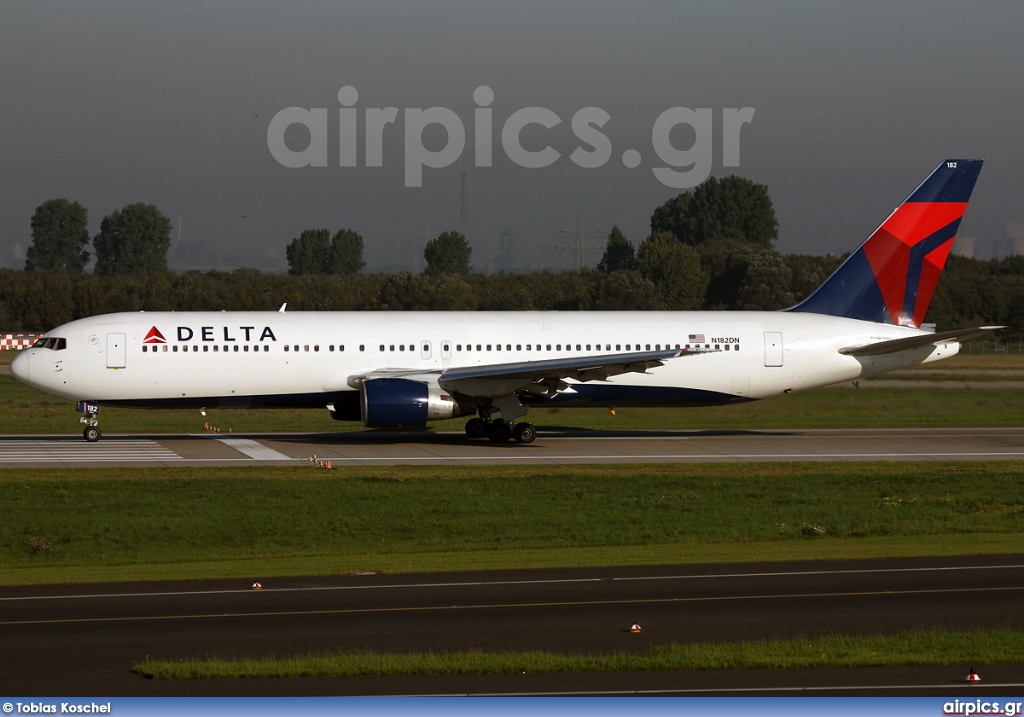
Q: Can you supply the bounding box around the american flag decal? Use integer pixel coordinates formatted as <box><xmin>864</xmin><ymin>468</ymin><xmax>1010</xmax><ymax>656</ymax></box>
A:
<box><xmin>688</xmin><ymin>333</ymin><xmax>705</xmax><ymax>343</ymax></box>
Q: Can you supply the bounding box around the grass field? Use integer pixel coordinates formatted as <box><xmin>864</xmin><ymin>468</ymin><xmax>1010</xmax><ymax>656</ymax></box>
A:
<box><xmin>134</xmin><ymin>629</ymin><xmax>1024</xmax><ymax>679</ymax></box>
<box><xmin>2</xmin><ymin>462</ymin><xmax>1022</xmax><ymax>585</ymax></box>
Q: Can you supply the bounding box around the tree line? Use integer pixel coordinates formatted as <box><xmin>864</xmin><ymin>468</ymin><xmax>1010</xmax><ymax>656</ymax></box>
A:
<box><xmin>6</xmin><ymin>254</ymin><xmax>1023</xmax><ymax>338</ymax></box>
<box><xmin>8</xmin><ymin>179</ymin><xmax>1021</xmax><ymax>340</ymax></box>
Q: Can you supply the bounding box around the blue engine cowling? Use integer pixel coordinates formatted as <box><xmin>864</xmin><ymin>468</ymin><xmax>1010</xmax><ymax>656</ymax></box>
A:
<box><xmin>360</xmin><ymin>377</ymin><xmax>465</xmax><ymax>428</ymax></box>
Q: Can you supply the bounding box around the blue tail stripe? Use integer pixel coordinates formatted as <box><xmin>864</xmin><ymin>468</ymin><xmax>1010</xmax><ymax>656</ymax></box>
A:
<box><xmin>901</xmin><ymin>218</ymin><xmax>963</xmax><ymax>320</ymax></box>
<box><xmin>906</xmin><ymin>160</ymin><xmax>983</xmax><ymax>203</ymax></box>
<box><xmin>791</xmin><ymin>250</ymin><xmax>889</xmax><ymax>324</ymax></box>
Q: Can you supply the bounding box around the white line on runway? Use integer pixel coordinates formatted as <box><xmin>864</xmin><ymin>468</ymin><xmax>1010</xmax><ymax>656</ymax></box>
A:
<box><xmin>0</xmin><ymin>439</ymin><xmax>183</xmax><ymax>463</ymax></box>
<box><xmin>276</xmin><ymin>451</ymin><xmax>1024</xmax><ymax>462</ymax></box>
<box><xmin>215</xmin><ymin>437</ymin><xmax>294</xmax><ymax>461</ymax></box>
<box><xmin>4</xmin><ymin>563</ymin><xmax>1021</xmax><ymax>602</ymax></box>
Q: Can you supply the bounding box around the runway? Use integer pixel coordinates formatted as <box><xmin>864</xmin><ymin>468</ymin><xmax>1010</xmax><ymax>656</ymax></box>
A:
<box><xmin>3</xmin><ymin>426</ymin><xmax>1024</xmax><ymax>467</ymax></box>
<box><xmin>2</xmin><ymin>555</ymin><xmax>1023</xmax><ymax>696</ymax></box>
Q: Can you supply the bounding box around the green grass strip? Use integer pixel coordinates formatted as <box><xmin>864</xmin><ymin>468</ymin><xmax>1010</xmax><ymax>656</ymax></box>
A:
<box><xmin>3</xmin><ymin>462</ymin><xmax>1024</xmax><ymax>585</ymax></box>
<box><xmin>134</xmin><ymin>629</ymin><xmax>1024</xmax><ymax>679</ymax></box>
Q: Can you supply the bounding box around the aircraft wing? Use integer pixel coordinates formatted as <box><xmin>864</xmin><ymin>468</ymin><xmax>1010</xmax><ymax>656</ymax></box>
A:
<box><xmin>838</xmin><ymin>326</ymin><xmax>1003</xmax><ymax>357</ymax></box>
<box><xmin>436</xmin><ymin>347</ymin><xmax>713</xmax><ymax>399</ymax></box>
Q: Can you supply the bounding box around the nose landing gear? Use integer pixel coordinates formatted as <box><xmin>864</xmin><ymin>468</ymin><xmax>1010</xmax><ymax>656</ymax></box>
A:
<box><xmin>77</xmin><ymin>401</ymin><xmax>102</xmax><ymax>442</ymax></box>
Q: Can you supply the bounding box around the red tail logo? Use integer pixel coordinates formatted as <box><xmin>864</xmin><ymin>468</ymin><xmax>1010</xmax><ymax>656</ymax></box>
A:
<box><xmin>143</xmin><ymin>326</ymin><xmax>167</xmax><ymax>344</ymax></box>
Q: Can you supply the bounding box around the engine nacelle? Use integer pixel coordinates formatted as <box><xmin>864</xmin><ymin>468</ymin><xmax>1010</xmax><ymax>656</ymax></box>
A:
<box><xmin>360</xmin><ymin>377</ymin><xmax>466</xmax><ymax>428</ymax></box>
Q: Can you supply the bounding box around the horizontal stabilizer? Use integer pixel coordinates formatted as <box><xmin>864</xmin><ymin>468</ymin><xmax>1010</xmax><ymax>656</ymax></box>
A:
<box><xmin>838</xmin><ymin>326</ymin><xmax>1003</xmax><ymax>357</ymax></box>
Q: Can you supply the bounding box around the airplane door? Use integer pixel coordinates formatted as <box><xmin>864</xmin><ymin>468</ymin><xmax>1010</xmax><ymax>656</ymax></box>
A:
<box><xmin>764</xmin><ymin>332</ymin><xmax>783</xmax><ymax>367</ymax></box>
<box><xmin>420</xmin><ymin>340</ymin><xmax>432</xmax><ymax>360</ymax></box>
<box><xmin>107</xmin><ymin>333</ymin><xmax>126</xmax><ymax>369</ymax></box>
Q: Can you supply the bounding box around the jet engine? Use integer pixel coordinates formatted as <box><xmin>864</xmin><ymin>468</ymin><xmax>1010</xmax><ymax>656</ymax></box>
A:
<box><xmin>360</xmin><ymin>377</ymin><xmax>468</xmax><ymax>428</ymax></box>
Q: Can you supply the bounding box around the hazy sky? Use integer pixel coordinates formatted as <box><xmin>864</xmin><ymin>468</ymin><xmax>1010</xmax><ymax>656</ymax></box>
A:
<box><xmin>3</xmin><ymin>1</ymin><xmax>1022</xmax><ymax>272</ymax></box>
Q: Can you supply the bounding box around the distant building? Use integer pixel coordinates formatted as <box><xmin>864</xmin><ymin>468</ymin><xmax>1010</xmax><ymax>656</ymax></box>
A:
<box><xmin>952</xmin><ymin>235</ymin><xmax>975</xmax><ymax>258</ymax></box>
<box><xmin>994</xmin><ymin>221</ymin><xmax>1024</xmax><ymax>260</ymax></box>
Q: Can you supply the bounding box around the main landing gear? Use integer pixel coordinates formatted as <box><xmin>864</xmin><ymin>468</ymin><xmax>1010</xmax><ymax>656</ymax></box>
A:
<box><xmin>464</xmin><ymin>417</ymin><xmax>536</xmax><ymax>444</ymax></box>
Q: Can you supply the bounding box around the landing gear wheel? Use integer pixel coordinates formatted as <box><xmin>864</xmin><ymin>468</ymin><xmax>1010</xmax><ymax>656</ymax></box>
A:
<box><xmin>487</xmin><ymin>419</ymin><xmax>512</xmax><ymax>443</ymax></box>
<box><xmin>513</xmin><ymin>422</ymin><xmax>536</xmax><ymax>444</ymax></box>
<box><xmin>465</xmin><ymin>417</ymin><xmax>487</xmax><ymax>439</ymax></box>
<box><xmin>83</xmin><ymin>426</ymin><xmax>101</xmax><ymax>442</ymax></box>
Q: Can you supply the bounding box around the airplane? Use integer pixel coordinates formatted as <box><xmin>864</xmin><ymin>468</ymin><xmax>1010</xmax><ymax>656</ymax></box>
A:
<box><xmin>12</xmin><ymin>159</ymin><xmax>999</xmax><ymax>443</ymax></box>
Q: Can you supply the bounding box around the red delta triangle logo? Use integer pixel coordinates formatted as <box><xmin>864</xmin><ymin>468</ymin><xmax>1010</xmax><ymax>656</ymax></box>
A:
<box><xmin>143</xmin><ymin>326</ymin><xmax>167</xmax><ymax>344</ymax></box>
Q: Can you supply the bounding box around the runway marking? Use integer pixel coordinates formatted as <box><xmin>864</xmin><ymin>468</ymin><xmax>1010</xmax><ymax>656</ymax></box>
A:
<box><xmin>4</xmin><ymin>563</ymin><xmax>1022</xmax><ymax>602</ymax></box>
<box><xmin>215</xmin><ymin>437</ymin><xmax>294</xmax><ymax>461</ymax></box>
<box><xmin>0</xmin><ymin>438</ymin><xmax>183</xmax><ymax>463</ymax></box>
<box><xmin>4</xmin><ymin>584</ymin><xmax>1023</xmax><ymax>626</ymax></box>
<box><xmin>307</xmin><ymin>451</ymin><xmax>1024</xmax><ymax>463</ymax></box>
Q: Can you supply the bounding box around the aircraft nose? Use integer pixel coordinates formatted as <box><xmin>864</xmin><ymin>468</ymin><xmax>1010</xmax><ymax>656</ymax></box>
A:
<box><xmin>10</xmin><ymin>350</ymin><xmax>30</xmax><ymax>384</ymax></box>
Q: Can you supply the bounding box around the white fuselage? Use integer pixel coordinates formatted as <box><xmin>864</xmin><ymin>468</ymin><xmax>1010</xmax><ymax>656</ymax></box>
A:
<box><xmin>12</xmin><ymin>310</ymin><xmax>959</xmax><ymax>413</ymax></box>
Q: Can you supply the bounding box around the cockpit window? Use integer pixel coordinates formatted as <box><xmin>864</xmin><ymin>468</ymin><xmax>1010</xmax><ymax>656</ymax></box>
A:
<box><xmin>32</xmin><ymin>337</ymin><xmax>66</xmax><ymax>351</ymax></box>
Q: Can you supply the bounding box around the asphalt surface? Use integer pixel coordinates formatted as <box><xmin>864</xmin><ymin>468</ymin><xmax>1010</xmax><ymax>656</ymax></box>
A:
<box><xmin>4</xmin><ymin>426</ymin><xmax>1024</xmax><ymax>467</ymax></box>
<box><xmin>2</xmin><ymin>556</ymin><xmax>1023</xmax><ymax>696</ymax></box>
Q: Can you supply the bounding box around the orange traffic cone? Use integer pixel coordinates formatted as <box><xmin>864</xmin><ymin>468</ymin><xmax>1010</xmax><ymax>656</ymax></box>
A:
<box><xmin>325</xmin><ymin>461</ymin><xmax>332</xmax><ymax>469</ymax></box>
<box><xmin>967</xmin><ymin>668</ymin><xmax>980</xmax><ymax>684</ymax></box>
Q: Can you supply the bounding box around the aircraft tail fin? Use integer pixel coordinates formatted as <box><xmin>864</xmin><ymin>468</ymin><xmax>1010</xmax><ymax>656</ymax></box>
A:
<box><xmin>789</xmin><ymin>159</ymin><xmax>983</xmax><ymax>327</ymax></box>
